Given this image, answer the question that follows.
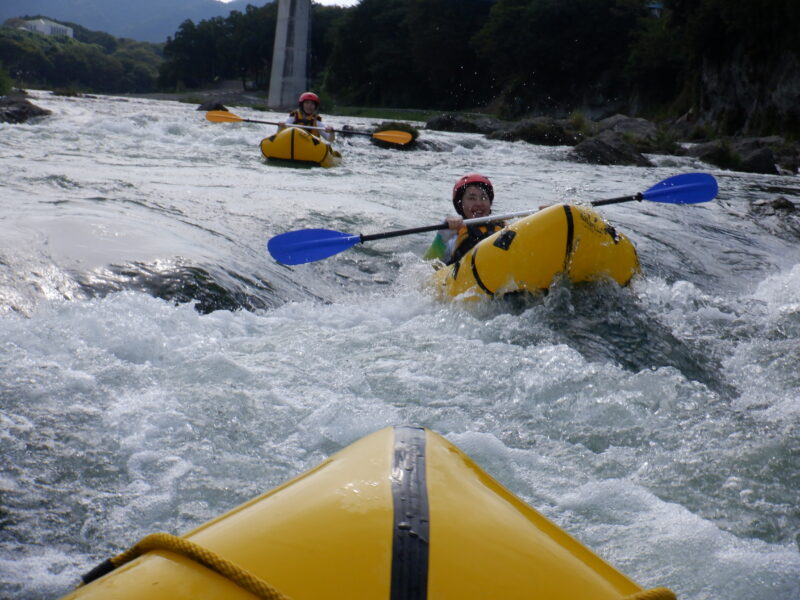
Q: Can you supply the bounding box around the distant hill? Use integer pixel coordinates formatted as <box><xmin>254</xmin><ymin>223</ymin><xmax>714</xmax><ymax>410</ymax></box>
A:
<box><xmin>0</xmin><ymin>24</ymin><xmax>164</xmax><ymax>93</ymax></box>
<box><xmin>0</xmin><ymin>0</ymin><xmax>271</xmax><ymax>43</ymax></box>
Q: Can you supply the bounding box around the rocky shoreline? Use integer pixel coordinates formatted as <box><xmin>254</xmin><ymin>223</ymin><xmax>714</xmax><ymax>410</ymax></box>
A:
<box><xmin>0</xmin><ymin>90</ymin><xmax>52</xmax><ymax>123</ymax></box>
<box><xmin>424</xmin><ymin>113</ymin><xmax>800</xmax><ymax>178</ymax></box>
<box><xmin>4</xmin><ymin>88</ymin><xmax>799</xmax><ymax>186</ymax></box>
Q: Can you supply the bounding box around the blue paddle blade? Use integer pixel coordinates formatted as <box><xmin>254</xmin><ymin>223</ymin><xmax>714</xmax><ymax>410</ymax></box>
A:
<box><xmin>267</xmin><ymin>228</ymin><xmax>361</xmax><ymax>265</ymax></box>
<box><xmin>642</xmin><ymin>172</ymin><xmax>718</xmax><ymax>204</ymax></box>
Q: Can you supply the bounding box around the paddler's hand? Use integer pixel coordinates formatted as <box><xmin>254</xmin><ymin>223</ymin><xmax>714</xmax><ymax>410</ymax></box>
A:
<box><xmin>445</xmin><ymin>216</ymin><xmax>463</xmax><ymax>230</ymax></box>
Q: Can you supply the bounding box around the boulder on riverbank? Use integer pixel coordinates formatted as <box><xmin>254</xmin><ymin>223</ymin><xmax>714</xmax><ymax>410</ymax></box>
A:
<box><xmin>748</xmin><ymin>196</ymin><xmax>800</xmax><ymax>241</ymax></box>
<box><xmin>595</xmin><ymin>114</ymin><xmax>678</xmax><ymax>154</ymax></box>
<box><xmin>568</xmin><ymin>130</ymin><xmax>653</xmax><ymax>167</ymax></box>
<box><xmin>424</xmin><ymin>111</ymin><xmax>799</xmax><ymax>175</ymax></box>
<box><xmin>751</xmin><ymin>196</ymin><xmax>796</xmax><ymax>213</ymax></box>
<box><xmin>0</xmin><ymin>92</ymin><xmax>51</xmax><ymax>124</ymax></box>
<box><xmin>682</xmin><ymin>136</ymin><xmax>799</xmax><ymax>176</ymax></box>
<box><xmin>197</xmin><ymin>101</ymin><xmax>228</xmax><ymax>112</ymax></box>
<box><xmin>369</xmin><ymin>120</ymin><xmax>420</xmax><ymax>150</ymax></box>
<box><xmin>425</xmin><ymin>112</ymin><xmax>660</xmax><ymax>165</ymax></box>
<box><xmin>426</xmin><ymin>113</ymin><xmax>508</xmax><ymax>135</ymax></box>
<box><xmin>486</xmin><ymin>116</ymin><xmax>585</xmax><ymax>146</ymax></box>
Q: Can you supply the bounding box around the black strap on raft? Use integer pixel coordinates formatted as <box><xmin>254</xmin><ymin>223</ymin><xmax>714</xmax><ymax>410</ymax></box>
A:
<box><xmin>469</xmin><ymin>247</ymin><xmax>494</xmax><ymax>296</ymax></box>
<box><xmin>81</xmin><ymin>559</ymin><xmax>116</xmax><ymax>585</ymax></box>
<box><xmin>562</xmin><ymin>205</ymin><xmax>575</xmax><ymax>270</ymax></box>
<box><xmin>83</xmin><ymin>428</ymin><xmax>433</xmax><ymax>599</ymax></box>
<box><xmin>391</xmin><ymin>426</ymin><xmax>430</xmax><ymax>600</ymax></box>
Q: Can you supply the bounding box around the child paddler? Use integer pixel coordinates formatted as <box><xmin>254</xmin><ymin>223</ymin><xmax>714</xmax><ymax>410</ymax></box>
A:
<box><xmin>278</xmin><ymin>91</ymin><xmax>335</xmax><ymax>142</ymax></box>
<box><xmin>424</xmin><ymin>173</ymin><xmax>506</xmax><ymax>265</ymax></box>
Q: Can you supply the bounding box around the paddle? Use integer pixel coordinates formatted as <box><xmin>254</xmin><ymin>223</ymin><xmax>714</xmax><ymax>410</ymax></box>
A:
<box><xmin>267</xmin><ymin>172</ymin><xmax>718</xmax><ymax>265</ymax></box>
<box><xmin>206</xmin><ymin>110</ymin><xmax>413</xmax><ymax>146</ymax></box>
<box><xmin>591</xmin><ymin>172</ymin><xmax>718</xmax><ymax>206</ymax></box>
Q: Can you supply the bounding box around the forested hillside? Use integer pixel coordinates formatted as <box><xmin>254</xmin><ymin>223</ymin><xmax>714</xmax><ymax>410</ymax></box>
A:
<box><xmin>158</xmin><ymin>0</ymin><xmax>798</xmax><ymax>137</ymax></box>
<box><xmin>2</xmin><ymin>0</ymin><xmax>798</xmax><ymax>138</ymax></box>
<box><xmin>0</xmin><ymin>0</ymin><xmax>263</xmax><ymax>43</ymax></box>
<box><xmin>0</xmin><ymin>19</ymin><xmax>162</xmax><ymax>92</ymax></box>
<box><xmin>158</xmin><ymin>3</ymin><xmax>340</xmax><ymax>93</ymax></box>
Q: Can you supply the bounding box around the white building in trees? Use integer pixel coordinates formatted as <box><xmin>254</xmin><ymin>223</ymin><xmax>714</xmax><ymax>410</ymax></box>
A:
<box><xmin>21</xmin><ymin>19</ymin><xmax>74</xmax><ymax>38</ymax></box>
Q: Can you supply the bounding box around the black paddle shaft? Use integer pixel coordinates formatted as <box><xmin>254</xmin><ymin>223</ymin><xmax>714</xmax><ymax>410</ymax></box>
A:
<box><xmin>592</xmin><ymin>193</ymin><xmax>644</xmax><ymax>207</ymax></box>
<box><xmin>359</xmin><ymin>217</ymin><xmax>509</xmax><ymax>243</ymax></box>
<box><xmin>361</xmin><ymin>194</ymin><xmax>648</xmax><ymax>243</ymax></box>
<box><xmin>238</xmin><ymin>117</ymin><xmax>372</xmax><ymax>137</ymax></box>
<box><xmin>360</xmin><ymin>223</ymin><xmax>448</xmax><ymax>243</ymax></box>
<box><xmin>361</xmin><ymin>192</ymin><xmax>648</xmax><ymax>242</ymax></box>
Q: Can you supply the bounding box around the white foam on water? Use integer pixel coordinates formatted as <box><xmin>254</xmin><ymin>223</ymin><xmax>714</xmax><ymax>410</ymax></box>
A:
<box><xmin>2</xmin><ymin>271</ymin><xmax>798</xmax><ymax>600</ymax></box>
<box><xmin>557</xmin><ymin>480</ymin><xmax>800</xmax><ymax>599</ymax></box>
<box><xmin>3</xmin><ymin>91</ymin><xmax>800</xmax><ymax>600</ymax></box>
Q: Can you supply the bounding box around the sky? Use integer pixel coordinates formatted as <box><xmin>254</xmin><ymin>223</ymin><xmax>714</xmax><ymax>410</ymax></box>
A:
<box><xmin>218</xmin><ymin>0</ymin><xmax>359</xmax><ymax>4</ymax></box>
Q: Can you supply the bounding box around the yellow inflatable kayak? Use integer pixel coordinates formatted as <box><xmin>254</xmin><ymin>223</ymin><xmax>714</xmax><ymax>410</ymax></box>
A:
<box><xmin>64</xmin><ymin>426</ymin><xmax>674</xmax><ymax>600</ymax></box>
<box><xmin>260</xmin><ymin>126</ymin><xmax>342</xmax><ymax>168</ymax></box>
<box><xmin>431</xmin><ymin>204</ymin><xmax>640</xmax><ymax>300</ymax></box>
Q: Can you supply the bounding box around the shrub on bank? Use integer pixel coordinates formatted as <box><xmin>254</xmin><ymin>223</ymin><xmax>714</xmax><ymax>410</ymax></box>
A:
<box><xmin>0</xmin><ymin>63</ymin><xmax>12</xmax><ymax>95</ymax></box>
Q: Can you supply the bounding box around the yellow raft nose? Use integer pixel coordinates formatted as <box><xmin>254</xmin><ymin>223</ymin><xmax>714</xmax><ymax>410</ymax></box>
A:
<box><xmin>63</xmin><ymin>426</ymin><xmax>673</xmax><ymax>600</ymax></box>
<box><xmin>432</xmin><ymin>204</ymin><xmax>640</xmax><ymax>300</ymax></box>
<box><xmin>260</xmin><ymin>126</ymin><xmax>342</xmax><ymax>168</ymax></box>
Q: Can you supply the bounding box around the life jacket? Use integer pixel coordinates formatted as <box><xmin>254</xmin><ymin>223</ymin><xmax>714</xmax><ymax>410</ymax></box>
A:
<box><xmin>448</xmin><ymin>221</ymin><xmax>505</xmax><ymax>265</ymax></box>
<box><xmin>288</xmin><ymin>109</ymin><xmax>322</xmax><ymax>129</ymax></box>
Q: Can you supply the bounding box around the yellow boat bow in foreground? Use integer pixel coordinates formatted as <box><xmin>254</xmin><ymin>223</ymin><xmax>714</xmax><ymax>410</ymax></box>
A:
<box><xmin>63</xmin><ymin>426</ymin><xmax>674</xmax><ymax>600</ymax></box>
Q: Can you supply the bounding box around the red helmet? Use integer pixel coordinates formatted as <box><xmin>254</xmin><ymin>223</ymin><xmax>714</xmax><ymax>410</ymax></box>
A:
<box><xmin>452</xmin><ymin>173</ymin><xmax>494</xmax><ymax>215</ymax></box>
<box><xmin>298</xmin><ymin>92</ymin><xmax>320</xmax><ymax>106</ymax></box>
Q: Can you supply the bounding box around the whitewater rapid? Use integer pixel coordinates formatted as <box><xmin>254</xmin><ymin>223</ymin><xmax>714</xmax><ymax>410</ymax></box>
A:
<box><xmin>1</xmin><ymin>91</ymin><xmax>798</xmax><ymax>600</ymax></box>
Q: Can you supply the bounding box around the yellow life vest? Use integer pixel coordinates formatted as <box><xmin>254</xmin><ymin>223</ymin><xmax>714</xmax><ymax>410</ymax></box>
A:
<box><xmin>288</xmin><ymin>109</ymin><xmax>322</xmax><ymax>129</ymax></box>
<box><xmin>450</xmin><ymin>221</ymin><xmax>505</xmax><ymax>265</ymax></box>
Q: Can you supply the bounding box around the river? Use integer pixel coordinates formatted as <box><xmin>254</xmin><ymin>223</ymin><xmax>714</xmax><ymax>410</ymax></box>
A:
<box><xmin>1</xmin><ymin>91</ymin><xmax>799</xmax><ymax>599</ymax></box>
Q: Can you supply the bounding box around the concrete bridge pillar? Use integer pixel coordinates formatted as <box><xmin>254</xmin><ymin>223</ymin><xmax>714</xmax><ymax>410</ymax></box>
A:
<box><xmin>268</xmin><ymin>0</ymin><xmax>311</xmax><ymax>110</ymax></box>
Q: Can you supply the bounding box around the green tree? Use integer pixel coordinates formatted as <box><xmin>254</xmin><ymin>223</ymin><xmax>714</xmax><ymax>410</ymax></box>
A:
<box><xmin>160</xmin><ymin>20</ymin><xmax>206</xmax><ymax>88</ymax></box>
<box><xmin>474</xmin><ymin>0</ymin><xmax>642</xmax><ymax>114</ymax></box>
<box><xmin>228</xmin><ymin>4</ymin><xmax>279</xmax><ymax>89</ymax></box>
<box><xmin>625</xmin><ymin>7</ymin><xmax>686</xmax><ymax>108</ymax></box>
<box><xmin>664</xmin><ymin>0</ymin><xmax>800</xmax><ymax>135</ymax></box>
<box><xmin>405</xmin><ymin>0</ymin><xmax>494</xmax><ymax>108</ymax></box>
<box><xmin>158</xmin><ymin>2</ymin><xmax>343</xmax><ymax>93</ymax></box>
<box><xmin>324</xmin><ymin>0</ymin><xmax>413</xmax><ymax>106</ymax></box>
<box><xmin>0</xmin><ymin>62</ymin><xmax>12</xmax><ymax>94</ymax></box>
<box><xmin>0</xmin><ymin>33</ymin><xmax>53</xmax><ymax>86</ymax></box>
<box><xmin>310</xmin><ymin>5</ymin><xmax>346</xmax><ymax>91</ymax></box>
